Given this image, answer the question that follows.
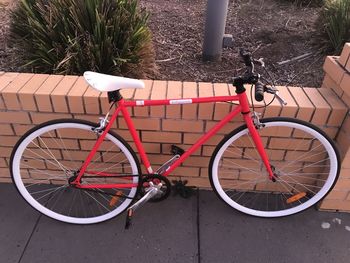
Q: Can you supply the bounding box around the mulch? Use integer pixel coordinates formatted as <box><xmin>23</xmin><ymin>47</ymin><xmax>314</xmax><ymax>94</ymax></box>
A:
<box><xmin>0</xmin><ymin>0</ymin><xmax>328</xmax><ymax>88</ymax></box>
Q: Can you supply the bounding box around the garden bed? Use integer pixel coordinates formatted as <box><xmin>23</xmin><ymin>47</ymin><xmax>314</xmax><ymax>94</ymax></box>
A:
<box><xmin>0</xmin><ymin>0</ymin><xmax>326</xmax><ymax>87</ymax></box>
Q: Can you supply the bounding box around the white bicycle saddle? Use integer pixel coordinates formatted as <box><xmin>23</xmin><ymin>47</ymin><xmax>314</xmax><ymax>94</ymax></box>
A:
<box><xmin>83</xmin><ymin>71</ymin><xmax>145</xmax><ymax>92</ymax></box>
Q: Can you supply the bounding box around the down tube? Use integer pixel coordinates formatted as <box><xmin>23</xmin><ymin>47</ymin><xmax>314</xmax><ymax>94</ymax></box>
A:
<box><xmin>163</xmin><ymin>105</ymin><xmax>242</xmax><ymax>177</ymax></box>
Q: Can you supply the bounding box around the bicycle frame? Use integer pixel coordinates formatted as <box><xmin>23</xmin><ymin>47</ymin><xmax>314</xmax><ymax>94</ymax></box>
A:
<box><xmin>72</xmin><ymin>90</ymin><xmax>275</xmax><ymax>190</ymax></box>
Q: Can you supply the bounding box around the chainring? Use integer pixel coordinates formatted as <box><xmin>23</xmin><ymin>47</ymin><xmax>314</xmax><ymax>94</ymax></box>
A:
<box><xmin>139</xmin><ymin>174</ymin><xmax>171</xmax><ymax>202</ymax></box>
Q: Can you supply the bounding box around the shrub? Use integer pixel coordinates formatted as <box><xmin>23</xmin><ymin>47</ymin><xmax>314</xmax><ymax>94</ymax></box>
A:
<box><xmin>10</xmin><ymin>0</ymin><xmax>156</xmax><ymax>78</ymax></box>
<box><xmin>318</xmin><ymin>0</ymin><xmax>350</xmax><ymax>53</ymax></box>
<box><xmin>282</xmin><ymin>0</ymin><xmax>324</xmax><ymax>6</ymax></box>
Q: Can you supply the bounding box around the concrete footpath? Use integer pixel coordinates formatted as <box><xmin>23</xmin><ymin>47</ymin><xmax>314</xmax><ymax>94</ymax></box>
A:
<box><xmin>1</xmin><ymin>183</ymin><xmax>350</xmax><ymax>263</ymax></box>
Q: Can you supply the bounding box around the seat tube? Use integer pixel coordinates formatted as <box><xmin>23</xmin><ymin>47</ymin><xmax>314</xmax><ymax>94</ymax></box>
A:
<box><xmin>239</xmin><ymin>93</ymin><xmax>275</xmax><ymax>179</ymax></box>
<box><xmin>119</xmin><ymin>103</ymin><xmax>153</xmax><ymax>174</ymax></box>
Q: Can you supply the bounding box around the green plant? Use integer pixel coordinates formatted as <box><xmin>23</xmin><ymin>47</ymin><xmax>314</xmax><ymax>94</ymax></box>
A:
<box><xmin>281</xmin><ymin>0</ymin><xmax>324</xmax><ymax>7</ymax></box>
<box><xmin>10</xmin><ymin>0</ymin><xmax>156</xmax><ymax>78</ymax></box>
<box><xmin>318</xmin><ymin>0</ymin><xmax>350</xmax><ymax>53</ymax></box>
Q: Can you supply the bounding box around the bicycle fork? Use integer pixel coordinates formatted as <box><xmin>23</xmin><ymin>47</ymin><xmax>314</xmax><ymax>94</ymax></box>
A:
<box><xmin>239</xmin><ymin>94</ymin><xmax>276</xmax><ymax>181</ymax></box>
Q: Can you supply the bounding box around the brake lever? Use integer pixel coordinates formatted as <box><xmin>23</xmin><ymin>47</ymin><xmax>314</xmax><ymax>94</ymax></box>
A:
<box><xmin>265</xmin><ymin>86</ymin><xmax>287</xmax><ymax>106</ymax></box>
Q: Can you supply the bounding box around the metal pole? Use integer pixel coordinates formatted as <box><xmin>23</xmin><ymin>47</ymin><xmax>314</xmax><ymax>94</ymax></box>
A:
<box><xmin>202</xmin><ymin>0</ymin><xmax>229</xmax><ymax>61</ymax></box>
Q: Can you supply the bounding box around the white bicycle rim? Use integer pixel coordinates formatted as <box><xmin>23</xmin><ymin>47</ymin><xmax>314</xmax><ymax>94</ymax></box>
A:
<box><xmin>12</xmin><ymin>122</ymin><xmax>139</xmax><ymax>224</ymax></box>
<box><xmin>211</xmin><ymin>120</ymin><xmax>338</xmax><ymax>217</ymax></box>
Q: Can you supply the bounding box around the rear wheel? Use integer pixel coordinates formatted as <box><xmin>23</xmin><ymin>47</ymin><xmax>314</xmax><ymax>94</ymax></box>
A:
<box><xmin>209</xmin><ymin>117</ymin><xmax>340</xmax><ymax>217</ymax></box>
<box><xmin>10</xmin><ymin>119</ymin><xmax>140</xmax><ymax>224</ymax></box>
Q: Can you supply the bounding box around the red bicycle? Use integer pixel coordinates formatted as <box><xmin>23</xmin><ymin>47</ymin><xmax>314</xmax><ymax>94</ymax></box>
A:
<box><xmin>10</xmin><ymin>51</ymin><xmax>340</xmax><ymax>225</ymax></box>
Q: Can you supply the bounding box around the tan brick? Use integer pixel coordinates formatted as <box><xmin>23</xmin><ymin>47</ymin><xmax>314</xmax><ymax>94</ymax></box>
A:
<box><xmin>182</xmin><ymin>82</ymin><xmax>198</xmax><ymax>120</ymax></box>
<box><xmin>129</xmin><ymin>142</ymin><xmax>161</xmax><ymax>154</ymax></box>
<box><xmin>51</xmin><ymin>76</ymin><xmax>78</xmax><ymax>113</ymax></box>
<box><xmin>323</xmin><ymin>56</ymin><xmax>345</xmax><ymax>84</ymax></box>
<box><xmin>67</xmin><ymin>76</ymin><xmax>89</xmax><ymax>114</ymax></box>
<box><xmin>304</xmin><ymin>88</ymin><xmax>331</xmax><ymax>125</ymax></box>
<box><xmin>337</xmin><ymin>168</ymin><xmax>350</xmax><ymax>179</ymax></box>
<box><xmin>200</xmin><ymin>168</ymin><xmax>209</xmax><ymax>178</ymax></box>
<box><xmin>2</xmin><ymin>73</ymin><xmax>34</xmax><ymax>110</ymax></box>
<box><xmin>198</xmin><ymin>82</ymin><xmax>214</xmax><ymax>119</ymax></box>
<box><xmin>142</xmin><ymin>131</ymin><xmax>181</xmax><ymax>143</ymax></box>
<box><xmin>0</xmin><ymin>111</ymin><xmax>31</xmax><ymax>124</ymax></box>
<box><xmin>0</xmin><ymin>136</ymin><xmax>20</xmax><ymax>147</ymax></box>
<box><xmin>276</xmin><ymin>86</ymin><xmax>298</xmax><ymax>117</ymax></box>
<box><xmin>0</xmin><ymin>147</ymin><xmax>12</xmax><ymax>157</ymax></box>
<box><xmin>0</xmin><ymin>178</ymin><xmax>12</xmax><ymax>183</ymax></box>
<box><xmin>30</xmin><ymin>112</ymin><xmax>72</xmax><ymax>124</ymax></box>
<box><xmin>83</xmin><ymin>86</ymin><xmax>101</xmax><ymax>114</ymax></box>
<box><xmin>339</xmin><ymin>43</ymin><xmax>350</xmax><ymax>67</ymax></box>
<box><xmin>119</xmin><ymin>118</ymin><xmax>160</xmax><ymax>131</ymax></box>
<box><xmin>120</xmin><ymin>86</ymin><xmax>136</xmax><ymax>99</ymax></box>
<box><xmin>341</xmin><ymin>92</ymin><xmax>350</xmax><ymax>107</ymax></box>
<box><xmin>183</xmin><ymin>133</ymin><xmax>223</xmax><ymax>145</ymax></box>
<box><xmin>325</xmin><ymin>190</ymin><xmax>348</xmax><ymax>200</ymax></box>
<box><xmin>336</xmin><ymin>129</ymin><xmax>350</xmax><ymax>158</ymax></box>
<box><xmin>288</xmin><ymin>87</ymin><xmax>314</xmax><ymax>122</ymax></box>
<box><xmin>339</xmin><ymin>72</ymin><xmax>350</xmax><ymax>98</ymax></box>
<box><xmin>346</xmin><ymin>55</ymin><xmax>350</xmax><ymax>72</ymax></box>
<box><xmin>182</xmin><ymin>156</ymin><xmax>210</xmax><ymax>168</ymax></box>
<box><xmin>99</xmin><ymin>93</ymin><xmax>111</xmax><ymax>113</ymax></box>
<box><xmin>212</xmin><ymin>83</ymin><xmax>231</xmax><ymax>120</ymax></box>
<box><xmin>162</xmin><ymin>119</ymin><xmax>203</xmax><ymax>132</ymax></box>
<box><xmin>322</xmin><ymin>127</ymin><xmax>339</xmax><ymax>140</ymax></box>
<box><xmin>134</xmin><ymin>79</ymin><xmax>152</xmax><ymax>117</ymax></box>
<box><xmin>35</xmin><ymin>75</ymin><xmax>64</xmax><ymax>112</ymax></box>
<box><xmin>318</xmin><ymin>88</ymin><xmax>347</xmax><ymax>126</ymax></box>
<box><xmin>202</xmin><ymin>145</ymin><xmax>216</xmax><ymax>156</ymax></box>
<box><xmin>0</xmin><ymin>168</ymin><xmax>10</xmax><ymax>178</ymax></box>
<box><xmin>205</xmin><ymin>121</ymin><xmax>242</xmax><ymax>135</ymax></box>
<box><xmin>0</xmin><ymin>124</ymin><xmax>14</xmax><ymax>135</ymax></box>
<box><xmin>13</xmin><ymin>124</ymin><xmax>35</xmax><ymax>136</ymax></box>
<box><xmin>166</xmin><ymin>81</ymin><xmax>182</xmax><ymax>118</ymax></box>
<box><xmin>0</xmin><ymin>72</ymin><xmax>19</xmax><ymax>92</ymax></box>
<box><xmin>334</xmin><ymin>176</ymin><xmax>350</xmax><ymax>190</ymax></box>
<box><xmin>342</xmin><ymin>152</ymin><xmax>350</xmax><ymax>169</ymax></box>
<box><xmin>18</xmin><ymin>74</ymin><xmax>49</xmax><ymax>111</ymax></box>
<box><xmin>322</xmin><ymin>74</ymin><xmax>343</xmax><ymax>97</ymax></box>
<box><xmin>0</xmin><ymin>157</ymin><xmax>7</xmax><ymax>168</ymax></box>
<box><xmin>319</xmin><ymin>199</ymin><xmax>350</xmax><ymax>211</ymax></box>
<box><xmin>0</xmin><ymin>73</ymin><xmax>19</xmax><ymax>110</ymax></box>
<box><xmin>150</xmin><ymin>80</ymin><xmax>167</xmax><ymax>117</ymax></box>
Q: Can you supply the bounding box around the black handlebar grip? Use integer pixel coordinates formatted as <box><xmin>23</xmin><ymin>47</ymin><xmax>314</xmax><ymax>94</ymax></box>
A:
<box><xmin>255</xmin><ymin>82</ymin><xmax>265</xmax><ymax>102</ymax></box>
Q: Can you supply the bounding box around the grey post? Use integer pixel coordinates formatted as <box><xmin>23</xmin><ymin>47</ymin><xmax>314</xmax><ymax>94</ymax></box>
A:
<box><xmin>202</xmin><ymin>0</ymin><xmax>229</xmax><ymax>61</ymax></box>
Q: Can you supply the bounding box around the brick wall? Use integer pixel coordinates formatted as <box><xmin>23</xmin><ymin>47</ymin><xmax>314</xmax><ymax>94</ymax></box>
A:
<box><xmin>319</xmin><ymin>43</ymin><xmax>350</xmax><ymax>211</ymax></box>
<box><xmin>0</xmin><ymin>43</ymin><xmax>350</xmax><ymax>211</ymax></box>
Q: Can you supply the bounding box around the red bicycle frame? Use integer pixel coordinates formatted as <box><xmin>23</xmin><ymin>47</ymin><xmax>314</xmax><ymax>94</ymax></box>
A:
<box><xmin>73</xmin><ymin>90</ymin><xmax>274</xmax><ymax>189</ymax></box>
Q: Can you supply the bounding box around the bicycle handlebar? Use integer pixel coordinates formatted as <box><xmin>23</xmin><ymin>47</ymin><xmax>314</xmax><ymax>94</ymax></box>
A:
<box><xmin>233</xmin><ymin>49</ymin><xmax>269</xmax><ymax>102</ymax></box>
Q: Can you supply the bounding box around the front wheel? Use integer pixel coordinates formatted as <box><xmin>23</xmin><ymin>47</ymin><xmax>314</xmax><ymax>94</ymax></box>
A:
<box><xmin>10</xmin><ymin>119</ymin><xmax>141</xmax><ymax>224</ymax></box>
<box><xmin>209</xmin><ymin>117</ymin><xmax>340</xmax><ymax>217</ymax></box>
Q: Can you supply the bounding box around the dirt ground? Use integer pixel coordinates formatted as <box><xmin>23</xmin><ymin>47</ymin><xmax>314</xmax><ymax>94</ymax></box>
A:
<box><xmin>0</xmin><ymin>0</ymin><xmax>327</xmax><ymax>87</ymax></box>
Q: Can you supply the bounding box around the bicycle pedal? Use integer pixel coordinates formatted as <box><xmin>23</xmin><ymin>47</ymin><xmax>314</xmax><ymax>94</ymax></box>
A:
<box><xmin>171</xmin><ymin>145</ymin><xmax>185</xmax><ymax>156</ymax></box>
<box><xmin>125</xmin><ymin>209</ymin><xmax>133</xmax><ymax>229</ymax></box>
